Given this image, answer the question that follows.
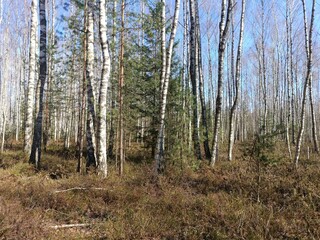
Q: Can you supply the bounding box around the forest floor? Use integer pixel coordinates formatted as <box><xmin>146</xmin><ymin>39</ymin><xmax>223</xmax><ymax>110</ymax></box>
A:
<box><xmin>0</xmin><ymin>142</ymin><xmax>320</xmax><ymax>239</ymax></box>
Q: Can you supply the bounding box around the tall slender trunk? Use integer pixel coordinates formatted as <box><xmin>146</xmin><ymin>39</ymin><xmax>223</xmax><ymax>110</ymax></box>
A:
<box><xmin>189</xmin><ymin>0</ymin><xmax>201</xmax><ymax>159</ymax></box>
<box><xmin>97</xmin><ymin>0</ymin><xmax>111</xmax><ymax>177</ymax></box>
<box><xmin>182</xmin><ymin>0</ymin><xmax>188</xmax><ymax>152</ymax></box>
<box><xmin>1</xmin><ymin>111</ymin><xmax>6</xmax><ymax>152</ymax></box>
<box><xmin>86</xmin><ymin>2</ymin><xmax>97</xmax><ymax>168</ymax></box>
<box><xmin>211</xmin><ymin>0</ymin><xmax>232</xmax><ymax>166</ymax></box>
<box><xmin>295</xmin><ymin>0</ymin><xmax>315</xmax><ymax>166</ymax></box>
<box><xmin>289</xmin><ymin>8</ymin><xmax>295</xmax><ymax>144</ymax></box>
<box><xmin>155</xmin><ymin>0</ymin><xmax>181</xmax><ymax>173</ymax></box>
<box><xmin>24</xmin><ymin>0</ymin><xmax>37</xmax><ymax>154</ymax></box>
<box><xmin>29</xmin><ymin>0</ymin><xmax>47</xmax><ymax>169</ymax></box>
<box><xmin>184</xmin><ymin>0</ymin><xmax>192</xmax><ymax>152</ymax></box>
<box><xmin>309</xmin><ymin>76</ymin><xmax>318</xmax><ymax>153</ymax></box>
<box><xmin>16</xmin><ymin>72</ymin><xmax>21</xmax><ymax>142</ymax></box>
<box><xmin>107</xmin><ymin>0</ymin><xmax>117</xmax><ymax>158</ymax></box>
<box><xmin>160</xmin><ymin>0</ymin><xmax>166</xmax><ymax>95</ymax></box>
<box><xmin>285</xmin><ymin>0</ymin><xmax>292</xmax><ymax>160</ymax></box>
<box><xmin>260</xmin><ymin>0</ymin><xmax>267</xmax><ymax>134</ymax></box>
<box><xmin>195</xmin><ymin>0</ymin><xmax>211</xmax><ymax>159</ymax></box>
<box><xmin>228</xmin><ymin>0</ymin><xmax>245</xmax><ymax>161</ymax></box>
<box><xmin>118</xmin><ymin>0</ymin><xmax>125</xmax><ymax>175</ymax></box>
<box><xmin>43</xmin><ymin>0</ymin><xmax>55</xmax><ymax>152</ymax></box>
<box><xmin>77</xmin><ymin>0</ymin><xmax>88</xmax><ymax>173</ymax></box>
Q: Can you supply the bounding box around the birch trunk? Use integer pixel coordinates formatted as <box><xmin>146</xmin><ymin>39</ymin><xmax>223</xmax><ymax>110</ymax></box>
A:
<box><xmin>29</xmin><ymin>0</ymin><xmax>47</xmax><ymax>169</ymax></box>
<box><xmin>118</xmin><ymin>0</ymin><xmax>125</xmax><ymax>175</ymax></box>
<box><xmin>86</xmin><ymin>2</ymin><xmax>97</xmax><ymax>168</ymax></box>
<box><xmin>195</xmin><ymin>0</ymin><xmax>211</xmax><ymax>159</ymax></box>
<box><xmin>182</xmin><ymin>0</ymin><xmax>189</xmax><ymax>152</ymax></box>
<box><xmin>43</xmin><ymin>0</ymin><xmax>55</xmax><ymax>152</ymax></box>
<box><xmin>289</xmin><ymin>6</ymin><xmax>295</xmax><ymax>145</ymax></box>
<box><xmin>211</xmin><ymin>0</ymin><xmax>232</xmax><ymax>166</ymax></box>
<box><xmin>261</xmin><ymin>0</ymin><xmax>267</xmax><ymax>135</ymax></box>
<box><xmin>97</xmin><ymin>0</ymin><xmax>111</xmax><ymax>177</ymax></box>
<box><xmin>160</xmin><ymin>0</ymin><xmax>166</xmax><ymax>95</ymax></box>
<box><xmin>295</xmin><ymin>0</ymin><xmax>315</xmax><ymax>166</ymax></box>
<box><xmin>285</xmin><ymin>0</ymin><xmax>292</xmax><ymax>160</ymax></box>
<box><xmin>155</xmin><ymin>0</ymin><xmax>181</xmax><ymax>173</ymax></box>
<box><xmin>1</xmin><ymin>111</ymin><xmax>6</xmax><ymax>152</ymax></box>
<box><xmin>228</xmin><ymin>0</ymin><xmax>245</xmax><ymax>161</ymax></box>
<box><xmin>107</xmin><ymin>0</ymin><xmax>117</xmax><ymax>158</ymax></box>
<box><xmin>77</xmin><ymin>0</ymin><xmax>88</xmax><ymax>173</ymax></box>
<box><xmin>309</xmin><ymin>76</ymin><xmax>318</xmax><ymax>153</ymax></box>
<box><xmin>24</xmin><ymin>0</ymin><xmax>37</xmax><ymax>154</ymax></box>
<box><xmin>189</xmin><ymin>0</ymin><xmax>201</xmax><ymax>159</ymax></box>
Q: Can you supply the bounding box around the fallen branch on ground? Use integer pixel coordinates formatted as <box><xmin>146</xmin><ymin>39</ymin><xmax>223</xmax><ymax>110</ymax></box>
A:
<box><xmin>53</xmin><ymin>187</ymin><xmax>107</xmax><ymax>193</ymax></box>
<box><xmin>49</xmin><ymin>223</ymin><xmax>91</xmax><ymax>229</ymax></box>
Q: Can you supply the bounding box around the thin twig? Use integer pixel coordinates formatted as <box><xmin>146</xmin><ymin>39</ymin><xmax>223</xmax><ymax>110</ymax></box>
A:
<box><xmin>49</xmin><ymin>223</ymin><xmax>91</xmax><ymax>229</ymax></box>
<box><xmin>53</xmin><ymin>187</ymin><xmax>107</xmax><ymax>193</ymax></box>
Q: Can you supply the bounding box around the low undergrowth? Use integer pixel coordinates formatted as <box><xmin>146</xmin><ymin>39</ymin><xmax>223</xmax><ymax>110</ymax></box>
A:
<box><xmin>0</xmin><ymin>143</ymin><xmax>319</xmax><ymax>239</ymax></box>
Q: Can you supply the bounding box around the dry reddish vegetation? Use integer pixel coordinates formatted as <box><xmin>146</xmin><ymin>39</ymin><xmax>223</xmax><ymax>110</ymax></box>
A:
<box><xmin>0</xmin><ymin>143</ymin><xmax>320</xmax><ymax>239</ymax></box>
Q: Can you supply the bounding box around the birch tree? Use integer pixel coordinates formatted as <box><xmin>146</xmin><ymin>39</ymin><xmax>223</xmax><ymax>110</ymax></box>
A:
<box><xmin>29</xmin><ymin>0</ymin><xmax>47</xmax><ymax>169</ymax></box>
<box><xmin>295</xmin><ymin>0</ymin><xmax>315</xmax><ymax>166</ymax></box>
<box><xmin>24</xmin><ymin>0</ymin><xmax>37</xmax><ymax>154</ymax></box>
<box><xmin>43</xmin><ymin>0</ymin><xmax>55</xmax><ymax>151</ymax></box>
<box><xmin>155</xmin><ymin>0</ymin><xmax>181</xmax><ymax>173</ymax></box>
<box><xmin>97</xmin><ymin>0</ymin><xmax>111</xmax><ymax>177</ymax></box>
<box><xmin>189</xmin><ymin>0</ymin><xmax>201</xmax><ymax>159</ymax></box>
<box><xmin>86</xmin><ymin>1</ymin><xmax>97</xmax><ymax>168</ymax></box>
<box><xmin>228</xmin><ymin>0</ymin><xmax>245</xmax><ymax>161</ymax></box>
<box><xmin>211</xmin><ymin>0</ymin><xmax>233</xmax><ymax>166</ymax></box>
<box><xmin>118</xmin><ymin>0</ymin><xmax>125</xmax><ymax>175</ymax></box>
<box><xmin>77</xmin><ymin>0</ymin><xmax>88</xmax><ymax>173</ymax></box>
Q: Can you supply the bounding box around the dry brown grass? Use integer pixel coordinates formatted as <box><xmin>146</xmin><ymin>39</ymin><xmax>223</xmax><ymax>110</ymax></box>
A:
<box><xmin>0</xmin><ymin>143</ymin><xmax>320</xmax><ymax>239</ymax></box>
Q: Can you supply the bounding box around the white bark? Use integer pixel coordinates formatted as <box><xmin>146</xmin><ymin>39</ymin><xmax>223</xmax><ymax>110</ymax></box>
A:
<box><xmin>211</xmin><ymin>0</ymin><xmax>233</xmax><ymax>166</ymax></box>
<box><xmin>86</xmin><ymin>3</ymin><xmax>97</xmax><ymax>167</ymax></box>
<box><xmin>1</xmin><ymin>110</ymin><xmax>6</xmax><ymax>152</ymax></box>
<box><xmin>29</xmin><ymin>0</ymin><xmax>47</xmax><ymax>169</ymax></box>
<box><xmin>228</xmin><ymin>0</ymin><xmax>245</xmax><ymax>161</ymax></box>
<box><xmin>24</xmin><ymin>0</ymin><xmax>37</xmax><ymax>154</ymax></box>
<box><xmin>97</xmin><ymin>0</ymin><xmax>111</xmax><ymax>177</ymax></box>
<box><xmin>160</xmin><ymin>0</ymin><xmax>166</xmax><ymax>95</ymax></box>
<box><xmin>295</xmin><ymin>0</ymin><xmax>315</xmax><ymax>166</ymax></box>
<box><xmin>189</xmin><ymin>0</ymin><xmax>201</xmax><ymax>159</ymax></box>
<box><xmin>155</xmin><ymin>0</ymin><xmax>181</xmax><ymax>173</ymax></box>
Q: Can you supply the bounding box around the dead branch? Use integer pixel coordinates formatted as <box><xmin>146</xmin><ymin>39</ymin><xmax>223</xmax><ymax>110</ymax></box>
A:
<box><xmin>49</xmin><ymin>223</ymin><xmax>91</xmax><ymax>229</ymax></box>
<box><xmin>53</xmin><ymin>187</ymin><xmax>107</xmax><ymax>193</ymax></box>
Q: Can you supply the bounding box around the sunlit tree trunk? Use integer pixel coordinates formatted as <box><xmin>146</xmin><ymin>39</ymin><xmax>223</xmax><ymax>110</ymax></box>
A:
<box><xmin>295</xmin><ymin>0</ymin><xmax>315</xmax><ymax>166</ymax></box>
<box><xmin>285</xmin><ymin>0</ymin><xmax>292</xmax><ymax>160</ymax></box>
<box><xmin>155</xmin><ymin>0</ymin><xmax>181</xmax><ymax>173</ymax></box>
<box><xmin>118</xmin><ymin>0</ymin><xmax>125</xmax><ymax>175</ymax></box>
<box><xmin>228</xmin><ymin>0</ymin><xmax>245</xmax><ymax>161</ymax></box>
<box><xmin>160</xmin><ymin>0</ymin><xmax>166</xmax><ymax>95</ymax></box>
<box><xmin>260</xmin><ymin>0</ymin><xmax>267</xmax><ymax>135</ymax></box>
<box><xmin>309</xmin><ymin>75</ymin><xmax>318</xmax><ymax>153</ymax></box>
<box><xmin>86</xmin><ymin>2</ymin><xmax>97</xmax><ymax>168</ymax></box>
<box><xmin>189</xmin><ymin>0</ymin><xmax>201</xmax><ymax>159</ymax></box>
<box><xmin>77</xmin><ymin>0</ymin><xmax>88</xmax><ymax>173</ymax></box>
<box><xmin>29</xmin><ymin>0</ymin><xmax>47</xmax><ymax>169</ymax></box>
<box><xmin>1</xmin><ymin>111</ymin><xmax>5</xmax><ymax>152</ymax></box>
<box><xmin>195</xmin><ymin>0</ymin><xmax>211</xmax><ymax>159</ymax></box>
<box><xmin>43</xmin><ymin>0</ymin><xmax>55</xmax><ymax>152</ymax></box>
<box><xmin>211</xmin><ymin>0</ymin><xmax>232</xmax><ymax>166</ymax></box>
<box><xmin>97</xmin><ymin>0</ymin><xmax>111</xmax><ymax>177</ymax></box>
<box><xmin>24</xmin><ymin>0</ymin><xmax>37</xmax><ymax>154</ymax></box>
<box><xmin>107</xmin><ymin>0</ymin><xmax>117</xmax><ymax>159</ymax></box>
